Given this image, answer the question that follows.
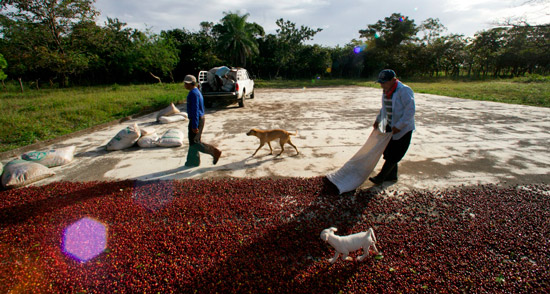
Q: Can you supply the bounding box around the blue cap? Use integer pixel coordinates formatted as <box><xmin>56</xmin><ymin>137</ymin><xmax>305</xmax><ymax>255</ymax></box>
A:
<box><xmin>377</xmin><ymin>69</ymin><xmax>396</xmax><ymax>83</ymax></box>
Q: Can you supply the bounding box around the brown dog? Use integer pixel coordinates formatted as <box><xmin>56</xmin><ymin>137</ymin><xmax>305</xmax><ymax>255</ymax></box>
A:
<box><xmin>246</xmin><ymin>128</ymin><xmax>299</xmax><ymax>156</ymax></box>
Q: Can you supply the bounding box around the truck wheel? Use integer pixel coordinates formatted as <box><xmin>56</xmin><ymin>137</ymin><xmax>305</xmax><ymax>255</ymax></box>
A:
<box><xmin>250</xmin><ymin>90</ymin><xmax>255</xmax><ymax>99</ymax></box>
<box><xmin>239</xmin><ymin>90</ymin><xmax>245</xmax><ymax>107</ymax></box>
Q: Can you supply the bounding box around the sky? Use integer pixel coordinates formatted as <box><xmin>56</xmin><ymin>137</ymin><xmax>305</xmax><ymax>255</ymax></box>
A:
<box><xmin>94</xmin><ymin>0</ymin><xmax>550</xmax><ymax>47</ymax></box>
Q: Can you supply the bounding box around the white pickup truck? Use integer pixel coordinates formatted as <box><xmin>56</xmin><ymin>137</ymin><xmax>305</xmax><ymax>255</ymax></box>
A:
<box><xmin>198</xmin><ymin>66</ymin><xmax>255</xmax><ymax>108</ymax></box>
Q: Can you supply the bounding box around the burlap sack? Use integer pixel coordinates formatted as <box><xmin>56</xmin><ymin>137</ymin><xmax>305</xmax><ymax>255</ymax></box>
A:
<box><xmin>106</xmin><ymin>123</ymin><xmax>141</xmax><ymax>151</ymax></box>
<box><xmin>156</xmin><ymin>103</ymin><xmax>180</xmax><ymax>120</ymax></box>
<box><xmin>140</xmin><ymin>127</ymin><xmax>156</xmax><ymax>136</ymax></box>
<box><xmin>158</xmin><ymin>129</ymin><xmax>184</xmax><ymax>148</ymax></box>
<box><xmin>1</xmin><ymin>159</ymin><xmax>55</xmax><ymax>188</ymax></box>
<box><xmin>21</xmin><ymin>146</ymin><xmax>76</xmax><ymax>167</ymax></box>
<box><xmin>137</xmin><ymin>133</ymin><xmax>160</xmax><ymax>148</ymax></box>
<box><xmin>158</xmin><ymin>113</ymin><xmax>188</xmax><ymax>124</ymax></box>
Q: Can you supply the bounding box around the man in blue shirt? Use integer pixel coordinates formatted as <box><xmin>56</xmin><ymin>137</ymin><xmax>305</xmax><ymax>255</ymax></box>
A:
<box><xmin>369</xmin><ymin>69</ymin><xmax>415</xmax><ymax>184</ymax></box>
<box><xmin>183</xmin><ymin>75</ymin><xmax>222</xmax><ymax>167</ymax></box>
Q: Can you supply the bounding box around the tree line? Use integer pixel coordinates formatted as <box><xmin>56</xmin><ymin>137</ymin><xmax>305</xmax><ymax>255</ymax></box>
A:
<box><xmin>1</xmin><ymin>0</ymin><xmax>549</xmax><ymax>90</ymax></box>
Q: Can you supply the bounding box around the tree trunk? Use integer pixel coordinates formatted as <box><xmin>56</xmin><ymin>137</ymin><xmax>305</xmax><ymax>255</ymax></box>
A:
<box><xmin>1</xmin><ymin>80</ymin><xmax>6</xmax><ymax>91</ymax></box>
<box><xmin>18</xmin><ymin>77</ymin><xmax>24</xmax><ymax>93</ymax></box>
<box><xmin>150</xmin><ymin>72</ymin><xmax>162</xmax><ymax>84</ymax></box>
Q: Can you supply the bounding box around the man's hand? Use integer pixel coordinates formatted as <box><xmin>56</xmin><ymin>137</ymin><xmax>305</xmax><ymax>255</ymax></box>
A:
<box><xmin>392</xmin><ymin>127</ymin><xmax>400</xmax><ymax>134</ymax></box>
<box><xmin>192</xmin><ymin>128</ymin><xmax>199</xmax><ymax>134</ymax></box>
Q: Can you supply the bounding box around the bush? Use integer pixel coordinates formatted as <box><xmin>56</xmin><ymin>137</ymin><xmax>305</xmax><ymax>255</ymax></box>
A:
<box><xmin>512</xmin><ymin>74</ymin><xmax>550</xmax><ymax>83</ymax></box>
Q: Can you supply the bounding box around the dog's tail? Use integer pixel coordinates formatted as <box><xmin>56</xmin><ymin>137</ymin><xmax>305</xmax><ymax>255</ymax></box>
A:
<box><xmin>289</xmin><ymin>130</ymin><xmax>298</xmax><ymax>136</ymax></box>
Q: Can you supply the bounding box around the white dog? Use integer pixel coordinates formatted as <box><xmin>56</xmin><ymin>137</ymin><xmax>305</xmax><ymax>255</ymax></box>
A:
<box><xmin>320</xmin><ymin>227</ymin><xmax>379</xmax><ymax>264</ymax></box>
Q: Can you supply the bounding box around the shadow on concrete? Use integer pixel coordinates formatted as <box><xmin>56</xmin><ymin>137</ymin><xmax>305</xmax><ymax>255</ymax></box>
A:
<box><xmin>135</xmin><ymin>155</ymin><xmax>278</xmax><ymax>181</ymax></box>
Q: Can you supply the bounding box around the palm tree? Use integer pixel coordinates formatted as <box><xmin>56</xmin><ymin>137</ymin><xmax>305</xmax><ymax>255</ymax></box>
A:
<box><xmin>213</xmin><ymin>11</ymin><xmax>264</xmax><ymax>67</ymax></box>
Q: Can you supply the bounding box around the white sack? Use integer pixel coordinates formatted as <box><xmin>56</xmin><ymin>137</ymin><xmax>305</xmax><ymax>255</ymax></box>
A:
<box><xmin>140</xmin><ymin>127</ymin><xmax>156</xmax><ymax>136</ymax></box>
<box><xmin>21</xmin><ymin>146</ymin><xmax>76</xmax><ymax>167</ymax></box>
<box><xmin>158</xmin><ymin>113</ymin><xmax>188</xmax><ymax>124</ymax></box>
<box><xmin>158</xmin><ymin>129</ymin><xmax>184</xmax><ymax>147</ymax></box>
<box><xmin>0</xmin><ymin>161</ymin><xmax>3</xmax><ymax>176</ymax></box>
<box><xmin>106</xmin><ymin>123</ymin><xmax>141</xmax><ymax>151</ymax></box>
<box><xmin>326</xmin><ymin>129</ymin><xmax>392</xmax><ymax>194</ymax></box>
<box><xmin>1</xmin><ymin>159</ymin><xmax>55</xmax><ymax>188</ymax></box>
<box><xmin>156</xmin><ymin>103</ymin><xmax>180</xmax><ymax>120</ymax></box>
<box><xmin>137</xmin><ymin>133</ymin><xmax>159</xmax><ymax>148</ymax></box>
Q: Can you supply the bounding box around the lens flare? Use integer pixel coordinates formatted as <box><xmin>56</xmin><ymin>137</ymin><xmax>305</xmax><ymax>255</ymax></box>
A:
<box><xmin>62</xmin><ymin>217</ymin><xmax>107</xmax><ymax>263</ymax></box>
<box><xmin>353</xmin><ymin>45</ymin><xmax>367</xmax><ymax>54</ymax></box>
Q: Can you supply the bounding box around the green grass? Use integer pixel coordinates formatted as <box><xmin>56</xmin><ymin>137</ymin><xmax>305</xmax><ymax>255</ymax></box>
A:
<box><xmin>0</xmin><ymin>83</ymin><xmax>187</xmax><ymax>153</ymax></box>
<box><xmin>1</xmin><ymin>77</ymin><xmax>548</xmax><ymax>153</ymax></box>
<box><xmin>256</xmin><ymin>76</ymin><xmax>550</xmax><ymax>108</ymax></box>
<box><xmin>407</xmin><ymin>79</ymin><xmax>550</xmax><ymax>107</ymax></box>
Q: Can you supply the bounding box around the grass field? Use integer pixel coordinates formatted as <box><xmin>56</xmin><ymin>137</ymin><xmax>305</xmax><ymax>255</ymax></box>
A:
<box><xmin>1</xmin><ymin>77</ymin><xmax>549</xmax><ymax>153</ymax></box>
<box><xmin>0</xmin><ymin>84</ymin><xmax>186</xmax><ymax>153</ymax></box>
<box><xmin>257</xmin><ymin>76</ymin><xmax>550</xmax><ymax>107</ymax></box>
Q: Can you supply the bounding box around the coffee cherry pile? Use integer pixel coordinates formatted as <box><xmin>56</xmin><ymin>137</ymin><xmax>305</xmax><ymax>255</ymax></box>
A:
<box><xmin>0</xmin><ymin>179</ymin><xmax>548</xmax><ymax>293</ymax></box>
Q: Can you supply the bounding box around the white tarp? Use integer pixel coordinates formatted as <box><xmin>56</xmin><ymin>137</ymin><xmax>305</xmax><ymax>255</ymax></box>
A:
<box><xmin>326</xmin><ymin>129</ymin><xmax>392</xmax><ymax>194</ymax></box>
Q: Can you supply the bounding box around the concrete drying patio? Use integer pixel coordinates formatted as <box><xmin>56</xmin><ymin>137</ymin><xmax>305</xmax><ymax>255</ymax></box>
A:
<box><xmin>3</xmin><ymin>86</ymin><xmax>549</xmax><ymax>191</ymax></box>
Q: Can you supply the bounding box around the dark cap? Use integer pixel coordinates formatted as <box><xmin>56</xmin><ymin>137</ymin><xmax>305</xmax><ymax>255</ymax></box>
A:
<box><xmin>377</xmin><ymin>69</ymin><xmax>396</xmax><ymax>83</ymax></box>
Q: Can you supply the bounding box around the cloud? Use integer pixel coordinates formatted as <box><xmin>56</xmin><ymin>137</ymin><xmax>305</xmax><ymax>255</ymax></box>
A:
<box><xmin>94</xmin><ymin>0</ymin><xmax>550</xmax><ymax>47</ymax></box>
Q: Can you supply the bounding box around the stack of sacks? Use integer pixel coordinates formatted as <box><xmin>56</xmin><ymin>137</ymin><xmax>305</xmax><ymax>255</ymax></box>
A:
<box><xmin>137</xmin><ymin>128</ymin><xmax>185</xmax><ymax>148</ymax></box>
<box><xmin>106</xmin><ymin>123</ymin><xmax>185</xmax><ymax>149</ymax></box>
<box><xmin>1</xmin><ymin>145</ymin><xmax>77</xmax><ymax>189</ymax></box>
<box><xmin>157</xmin><ymin>103</ymin><xmax>188</xmax><ymax>124</ymax></box>
<box><xmin>106</xmin><ymin>123</ymin><xmax>141</xmax><ymax>151</ymax></box>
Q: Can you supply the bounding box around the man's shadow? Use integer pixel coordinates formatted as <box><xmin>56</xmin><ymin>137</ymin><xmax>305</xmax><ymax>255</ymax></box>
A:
<box><xmin>0</xmin><ymin>181</ymin><xmax>134</xmax><ymax>225</ymax></box>
<box><xmin>185</xmin><ymin>177</ymin><xmax>381</xmax><ymax>293</ymax></box>
<box><xmin>136</xmin><ymin>155</ymin><xmax>277</xmax><ymax>181</ymax></box>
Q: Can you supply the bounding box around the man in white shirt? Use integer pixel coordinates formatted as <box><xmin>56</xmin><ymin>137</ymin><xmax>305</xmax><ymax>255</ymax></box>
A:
<box><xmin>370</xmin><ymin>69</ymin><xmax>415</xmax><ymax>184</ymax></box>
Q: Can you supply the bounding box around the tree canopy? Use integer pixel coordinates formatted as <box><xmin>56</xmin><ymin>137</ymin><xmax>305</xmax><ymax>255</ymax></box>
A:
<box><xmin>0</xmin><ymin>53</ymin><xmax>7</xmax><ymax>82</ymax></box>
<box><xmin>0</xmin><ymin>3</ymin><xmax>548</xmax><ymax>89</ymax></box>
<box><xmin>212</xmin><ymin>12</ymin><xmax>264</xmax><ymax>67</ymax></box>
